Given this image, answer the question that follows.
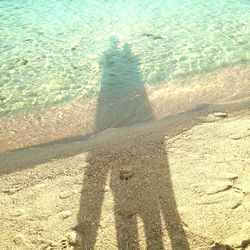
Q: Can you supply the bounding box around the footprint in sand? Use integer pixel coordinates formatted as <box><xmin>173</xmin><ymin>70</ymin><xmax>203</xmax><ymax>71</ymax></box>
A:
<box><xmin>61</xmin><ymin>236</ymin><xmax>75</xmax><ymax>249</ymax></box>
<box><xmin>210</xmin><ymin>242</ymin><xmax>234</xmax><ymax>250</ymax></box>
<box><xmin>43</xmin><ymin>241</ymin><xmax>59</xmax><ymax>250</ymax></box>
<box><xmin>61</xmin><ymin>238</ymin><xmax>70</xmax><ymax>249</ymax></box>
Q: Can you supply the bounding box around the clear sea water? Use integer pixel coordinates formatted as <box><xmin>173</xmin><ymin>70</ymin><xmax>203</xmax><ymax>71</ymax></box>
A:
<box><xmin>0</xmin><ymin>0</ymin><xmax>249</xmax><ymax>151</ymax></box>
<box><xmin>0</xmin><ymin>0</ymin><xmax>249</xmax><ymax>116</ymax></box>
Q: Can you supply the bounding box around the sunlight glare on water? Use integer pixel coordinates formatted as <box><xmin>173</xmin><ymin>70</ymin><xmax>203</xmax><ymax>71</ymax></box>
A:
<box><xmin>0</xmin><ymin>0</ymin><xmax>249</xmax><ymax>115</ymax></box>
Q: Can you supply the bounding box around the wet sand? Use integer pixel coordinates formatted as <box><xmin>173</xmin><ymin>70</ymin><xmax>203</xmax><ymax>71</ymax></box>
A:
<box><xmin>0</xmin><ymin>102</ymin><xmax>249</xmax><ymax>249</ymax></box>
<box><xmin>0</xmin><ymin>63</ymin><xmax>249</xmax><ymax>153</ymax></box>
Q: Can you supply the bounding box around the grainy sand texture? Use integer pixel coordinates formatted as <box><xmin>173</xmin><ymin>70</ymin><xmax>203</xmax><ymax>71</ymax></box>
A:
<box><xmin>0</xmin><ymin>106</ymin><xmax>249</xmax><ymax>250</ymax></box>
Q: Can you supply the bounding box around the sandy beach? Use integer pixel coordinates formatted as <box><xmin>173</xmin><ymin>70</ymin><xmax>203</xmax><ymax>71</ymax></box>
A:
<box><xmin>1</xmin><ymin>0</ymin><xmax>249</xmax><ymax>249</ymax></box>
<box><xmin>0</xmin><ymin>101</ymin><xmax>249</xmax><ymax>250</ymax></box>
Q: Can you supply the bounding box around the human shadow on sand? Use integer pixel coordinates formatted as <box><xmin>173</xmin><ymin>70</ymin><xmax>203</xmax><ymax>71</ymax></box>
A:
<box><xmin>74</xmin><ymin>37</ymin><xmax>190</xmax><ymax>249</ymax></box>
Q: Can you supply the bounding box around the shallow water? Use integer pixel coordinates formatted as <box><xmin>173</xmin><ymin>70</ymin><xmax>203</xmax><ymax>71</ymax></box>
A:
<box><xmin>1</xmin><ymin>0</ymin><xmax>249</xmax><ymax>115</ymax></box>
<box><xmin>0</xmin><ymin>0</ymin><xmax>250</xmax><ymax>151</ymax></box>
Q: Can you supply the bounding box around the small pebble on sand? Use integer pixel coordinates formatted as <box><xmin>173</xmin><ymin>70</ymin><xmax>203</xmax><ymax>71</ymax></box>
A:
<box><xmin>213</xmin><ymin>112</ymin><xmax>228</xmax><ymax>118</ymax></box>
<box><xmin>58</xmin><ymin>210</ymin><xmax>71</xmax><ymax>219</ymax></box>
<box><xmin>59</xmin><ymin>191</ymin><xmax>73</xmax><ymax>199</ymax></box>
<box><xmin>66</xmin><ymin>231</ymin><xmax>78</xmax><ymax>245</ymax></box>
<box><xmin>13</xmin><ymin>234</ymin><xmax>27</xmax><ymax>246</ymax></box>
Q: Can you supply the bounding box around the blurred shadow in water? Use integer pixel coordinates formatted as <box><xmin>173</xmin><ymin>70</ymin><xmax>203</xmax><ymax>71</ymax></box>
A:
<box><xmin>94</xmin><ymin>37</ymin><xmax>153</xmax><ymax>132</ymax></box>
<box><xmin>75</xmin><ymin>37</ymin><xmax>190</xmax><ymax>250</ymax></box>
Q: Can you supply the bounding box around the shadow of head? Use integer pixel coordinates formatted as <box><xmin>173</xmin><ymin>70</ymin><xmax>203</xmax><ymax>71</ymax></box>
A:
<box><xmin>95</xmin><ymin>37</ymin><xmax>154</xmax><ymax>133</ymax></box>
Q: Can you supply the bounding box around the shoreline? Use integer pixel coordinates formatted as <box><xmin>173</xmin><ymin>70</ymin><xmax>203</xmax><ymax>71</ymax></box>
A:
<box><xmin>0</xmin><ymin>63</ymin><xmax>249</xmax><ymax>153</ymax></box>
<box><xmin>0</xmin><ymin>98</ymin><xmax>249</xmax><ymax>174</ymax></box>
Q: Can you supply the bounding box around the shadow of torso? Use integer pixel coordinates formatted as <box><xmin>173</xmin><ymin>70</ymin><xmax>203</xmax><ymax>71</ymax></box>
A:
<box><xmin>95</xmin><ymin>41</ymin><xmax>153</xmax><ymax>133</ymax></box>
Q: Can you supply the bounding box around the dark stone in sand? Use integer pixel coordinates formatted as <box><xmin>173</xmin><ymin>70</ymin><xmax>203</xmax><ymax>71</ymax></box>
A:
<box><xmin>22</xmin><ymin>59</ymin><xmax>28</xmax><ymax>66</ymax></box>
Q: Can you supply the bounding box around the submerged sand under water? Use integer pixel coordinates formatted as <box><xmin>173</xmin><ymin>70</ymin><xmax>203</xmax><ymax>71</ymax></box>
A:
<box><xmin>0</xmin><ymin>63</ymin><xmax>249</xmax><ymax>153</ymax></box>
<box><xmin>1</xmin><ymin>0</ymin><xmax>249</xmax><ymax>116</ymax></box>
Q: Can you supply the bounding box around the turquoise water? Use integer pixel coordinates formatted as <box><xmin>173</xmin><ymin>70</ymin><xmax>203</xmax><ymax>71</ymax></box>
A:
<box><xmin>0</xmin><ymin>0</ymin><xmax>249</xmax><ymax>116</ymax></box>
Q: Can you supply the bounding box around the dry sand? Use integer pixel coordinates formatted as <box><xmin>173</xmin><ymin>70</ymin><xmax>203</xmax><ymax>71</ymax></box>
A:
<box><xmin>0</xmin><ymin>104</ymin><xmax>250</xmax><ymax>250</ymax></box>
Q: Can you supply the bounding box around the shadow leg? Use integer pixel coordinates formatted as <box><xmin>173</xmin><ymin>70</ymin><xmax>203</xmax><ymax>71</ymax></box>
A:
<box><xmin>141</xmin><ymin>206</ymin><xmax>164</xmax><ymax>250</ymax></box>
<box><xmin>75</xmin><ymin>162</ymin><xmax>109</xmax><ymax>250</ymax></box>
<box><xmin>114</xmin><ymin>208</ymin><xmax>139</xmax><ymax>250</ymax></box>
<box><xmin>160</xmin><ymin>173</ymin><xmax>190</xmax><ymax>250</ymax></box>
